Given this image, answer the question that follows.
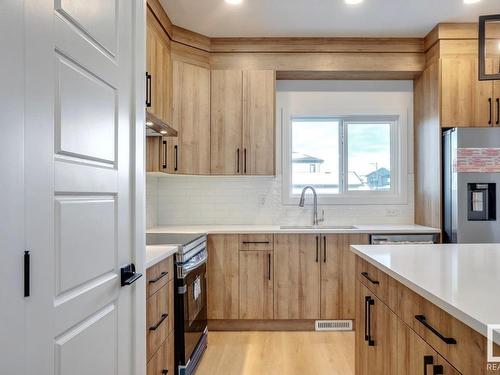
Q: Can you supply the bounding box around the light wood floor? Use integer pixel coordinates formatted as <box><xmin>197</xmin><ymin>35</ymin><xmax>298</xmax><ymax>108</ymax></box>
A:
<box><xmin>195</xmin><ymin>331</ymin><xmax>354</xmax><ymax>375</ymax></box>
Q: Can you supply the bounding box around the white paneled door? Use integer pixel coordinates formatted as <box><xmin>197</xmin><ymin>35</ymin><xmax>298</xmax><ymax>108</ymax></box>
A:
<box><xmin>3</xmin><ymin>0</ymin><xmax>147</xmax><ymax>374</ymax></box>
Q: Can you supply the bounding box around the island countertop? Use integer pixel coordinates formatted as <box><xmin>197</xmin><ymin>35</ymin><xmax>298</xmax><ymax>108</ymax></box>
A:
<box><xmin>350</xmin><ymin>243</ymin><xmax>500</xmax><ymax>344</ymax></box>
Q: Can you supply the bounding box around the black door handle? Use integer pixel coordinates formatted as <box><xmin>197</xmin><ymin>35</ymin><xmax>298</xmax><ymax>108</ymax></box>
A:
<box><xmin>489</xmin><ymin>98</ymin><xmax>492</xmax><ymax>126</ymax></box>
<box><xmin>496</xmin><ymin>98</ymin><xmax>499</xmax><ymax>125</ymax></box>
<box><xmin>149</xmin><ymin>313</ymin><xmax>168</xmax><ymax>331</ymax></box>
<box><xmin>367</xmin><ymin>296</ymin><xmax>375</xmax><ymax>346</ymax></box>
<box><xmin>146</xmin><ymin>72</ymin><xmax>152</xmax><ymax>107</ymax></box>
<box><xmin>24</xmin><ymin>251</ymin><xmax>30</xmax><ymax>297</ymax></box>
<box><xmin>149</xmin><ymin>271</ymin><xmax>168</xmax><ymax>284</ymax></box>
<box><xmin>364</xmin><ymin>296</ymin><xmax>369</xmax><ymax>342</ymax></box>
<box><xmin>162</xmin><ymin>140</ymin><xmax>167</xmax><ymax>170</ymax></box>
<box><xmin>268</xmin><ymin>253</ymin><xmax>271</xmax><ymax>281</ymax></box>
<box><xmin>242</xmin><ymin>241</ymin><xmax>270</xmax><ymax>244</ymax></box>
<box><xmin>237</xmin><ymin>148</ymin><xmax>240</xmax><ymax>173</ymax></box>
<box><xmin>424</xmin><ymin>355</ymin><xmax>434</xmax><ymax>375</ymax></box>
<box><xmin>174</xmin><ymin>145</ymin><xmax>178</xmax><ymax>171</ymax></box>
<box><xmin>415</xmin><ymin>315</ymin><xmax>457</xmax><ymax>344</ymax></box>
<box><xmin>433</xmin><ymin>365</ymin><xmax>444</xmax><ymax>375</ymax></box>
<box><xmin>315</xmin><ymin>236</ymin><xmax>319</xmax><ymax>263</ymax></box>
<box><xmin>323</xmin><ymin>236</ymin><xmax>326</xmax><ymax>263</ymax></box>
<box><xmin>361</xmin><ymin>272</ymin><xmax>380</xmax><ymax>285</ymax></box>
<box><xmin>120</xmin><ymin>264</ymin><xmax>143</xmax><ymax>286</ymax></box>
<box><xmin>244</xmin><ymin>148</ymin><xmax>247</xmax><ymax>174</ymax></box>
<box><xmin>161</xmin><ymin>370</ymin><xmax>168</xmax><ymax>374</ymax></box>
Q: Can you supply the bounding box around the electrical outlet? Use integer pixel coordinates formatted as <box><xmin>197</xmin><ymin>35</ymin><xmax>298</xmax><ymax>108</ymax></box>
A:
<box><xmin>258</xmin><ymin>195</ymin><xmax>267</xmax><ymax>207</ymax></box>
<box><xmin>385</xmin><ymin>208</ymin><xmax>400</xmax><ymax>217</ymax></box>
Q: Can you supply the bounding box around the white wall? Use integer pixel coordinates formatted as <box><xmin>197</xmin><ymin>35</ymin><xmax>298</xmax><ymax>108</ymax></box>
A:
<box><xmin>147</xmin><ymin>80</ymin><xmax>415</xmax><ymax>227</ymax></box>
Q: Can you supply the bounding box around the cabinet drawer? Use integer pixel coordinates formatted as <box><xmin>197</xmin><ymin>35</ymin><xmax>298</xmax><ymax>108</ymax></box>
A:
<box><xmin>147</xmin><ymin>281</ymin><xmax>174</xmax><ymax>361</ymax></box>
<box><xmin>356</xmin><ymin>256</ymin><xmax>397</xmax><ymax>312</ymax></box>
<box><xmin>397</xmin><ymin>282</ymin><xmax>486</xmax><ymax>375</ymax></box>
<box><xmin>147</xmin><ymin>256</ymin><xmax>174</xmax><ymax>298</ymax></box>
<box><xmin>147</xmin><ymin>331</ymin><xmax>174</xmax><ymax>375</ymax></box>
<box><xmin>239</xmin><ymin>234</ymin><xmax>274</xmax><ymax>251</ymax></box>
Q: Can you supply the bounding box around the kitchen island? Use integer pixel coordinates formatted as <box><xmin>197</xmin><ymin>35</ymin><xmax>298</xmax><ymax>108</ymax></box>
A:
<box><xmin>351</xmin><ymin>243</ymin><xmax>500</xmax><ymax>375</ymax></box>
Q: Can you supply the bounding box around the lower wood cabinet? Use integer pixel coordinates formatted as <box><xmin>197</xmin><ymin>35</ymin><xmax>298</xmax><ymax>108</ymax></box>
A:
<box><xmin>147</xmin><ymin>331</ymin><xmax>174</xmax><ymax>375</ymax></box>
<box><xmin>207</xmin><ymin>234</ymin><xmax>239</xmax><ymax>319</ymax></box>
<box><xmin>239</xmin><ymin>250</ymin><xmax>273</xmax><ymax>319</ymax></box>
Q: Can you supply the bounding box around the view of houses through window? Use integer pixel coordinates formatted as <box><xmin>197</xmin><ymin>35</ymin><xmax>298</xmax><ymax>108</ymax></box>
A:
<box><xmin>291</xmin><ymin>118</ymin><xmax>392</xmax><ymax>196</ymax></box>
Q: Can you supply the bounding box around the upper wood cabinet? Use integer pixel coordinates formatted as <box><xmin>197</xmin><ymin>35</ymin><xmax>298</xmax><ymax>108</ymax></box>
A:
<box><xmin>441</xmin><ymin>56</ymin><xmax>499</xmax><ymax>127</ymax></box>
<box><xmin>274</xmin><ymin>234</ymin><xmax>321</xmax><ymax>319</ymax></box>
<box><xmin>171</xmin><ymin>60</ymin><xmax>211</xmax><ymax>174</ymax></box>
<box><xmin>211</xmin><ymin>69</ymin><xmax>276</xmax><ymax>175</ymax></box>
<box><xmin>243</xmin><ymin>70</ymin><xmax>276</xmax><ymax>175</ymax></box>
<box><xmin>211</xmin><ymin>70</ymin><xmax>243</xmax><ymax>174</ymax></box>
<box><xmin>207</xmin><ymin>235</ymin><xmax>239</xmax><ymax>320</ymax></box>
<box><xmin>239</xmin><ymin>250</ymin><xmax>273</xmax><ymax>319</ymax></box>
<box><xmin>146</xmin><ymin>9</ymin><xmax>173</xmax><ymax>127</ymax></box>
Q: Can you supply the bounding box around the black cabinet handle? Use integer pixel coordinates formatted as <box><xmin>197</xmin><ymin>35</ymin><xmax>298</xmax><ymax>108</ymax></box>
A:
<box><xmin>361</xmin><ymin>272</ymin><xmax>380</xmax><ymax>285</ymax></box>
<box><xmin>367</xmin><ymin>296</ymin><xmax>375</xmax><ymax>346</ymax></box>
<box><xmin>161</xmin><ymin>370</ymin><xmax>168</xmax><ymax>374</ymax></box>
<box><xmin>423</xmin><ymin>355</ymin><xmax>434</xmax><ymax>375</ymax></box>
<box><xmin>489</xmin><ymin>98</ymin><xmax>492</xmax><ymax>125</ymax></box>
<box><xmin>120</xmin><ymin>264</ymin><xmax>142</xmax><ymax>286</ymax></box>
<box><xmin>364</xmin><ymin>296</ymin><xmax>369</xmax><ymax>342</ymax></box>
<box><xmin>323</xmin><ymin>236</ymin><xmax>326</xmax><ymax>263</ymax></box>
<box><xmin>162</xmin><ymin>140</ymin><xmax>167</xmax><ymax>170</ymax></box>
<box><xmin>268</xmin><ymin>253</ymin><xmax>271</xmax><ymax>281</ymax></box>
<box><xmin>237</xmin><ymin>148</ymin><xmax>240</xmax><ymax>173</ymax></box>
<box><xmin>149</xmin><ymin>271</ymin><xmax>168</xmax><ymax>284</ymax></box>
<box><xmin>315</xmin><ymin>236</ymin><xmax>319</xmax><ymax>263</ymax></box>
<box><xmin>244</xmin><ymin>148</ymin><xmax>247</xmax><ymax>174</ymax></box>
<box><xmin>174</xmin><ymin>145</ymin><xmax>178</xmax><ymax>171</ymax></box>
<box><xmin>433</xmin><ymin>365</ymin><xmax>444</xmax><ymax>375</ymax></box>
<box><xmin>149</xmin><ymin>313</ymin><xmax>168</xmax><ymax>331</ymax></box>
<box><xmin>415</xmin><ymin>315</ymin><xmax>457</xmax><ymax>345</ymax></box>
<box><xmin>146</xmin><ymin>72</ymin><xmax>152</xmax><ymax>107</ymax></box>
<box><xmin>496</xmin><ymin>98</ymin><xmax>499</xmax><ymax>125</ymax></box>
<box><xmin>24</xmin><ymin>251</ymin><xmax>30</xmax><ymax>297</ymax></box>
<box><xmin>242</xmin><ymin>241</ymin><xmax>270</xmax><ymax>244</ymax></box>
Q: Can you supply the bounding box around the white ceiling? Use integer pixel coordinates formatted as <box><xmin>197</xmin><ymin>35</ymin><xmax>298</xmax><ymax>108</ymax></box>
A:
<box><xmin>160</xmin><ymin>0</ymin><xmax>499</xmax><ymax>38</ymax></box>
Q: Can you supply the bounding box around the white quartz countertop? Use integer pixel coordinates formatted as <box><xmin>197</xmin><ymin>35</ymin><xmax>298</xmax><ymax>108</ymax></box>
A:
<box><xmin>351</xmin><ymin>243</ymin><xmax>500</xmax><ymax>344</ymax></box>
<box><xmin>145</xmin><ymin>244</ymin><xmax>178</xmax><ymax>268</ymax></box>
<box><xmin>147</xmin><ymin>224</ymin><xmax>439</xmax><ymax>235</ymax></box>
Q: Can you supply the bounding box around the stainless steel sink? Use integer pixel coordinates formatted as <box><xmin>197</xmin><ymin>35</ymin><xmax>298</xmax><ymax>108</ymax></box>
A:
<box><xmin>280</xmin><ymin>225</ymin><xmax>357</xmax><ymax>230</ymax></box>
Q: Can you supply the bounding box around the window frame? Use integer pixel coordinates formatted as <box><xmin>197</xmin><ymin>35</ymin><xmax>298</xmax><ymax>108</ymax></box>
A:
<box><xmin>282</xmin><ymin>114</ymin><xmax>407</xmax><ymax>206</ymax></box>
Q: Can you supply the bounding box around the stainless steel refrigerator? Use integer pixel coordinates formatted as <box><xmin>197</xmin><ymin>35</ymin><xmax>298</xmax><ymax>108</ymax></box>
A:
<box><xmin>443</xmin><ymin>128</ymin><xmax>500</xmax><ymax>243</ymax></box>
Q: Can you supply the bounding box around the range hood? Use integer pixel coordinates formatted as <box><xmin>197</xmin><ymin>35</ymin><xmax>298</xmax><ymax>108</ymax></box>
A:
<box><xmin>145</xmin><ymin>111</ymin><xmax>177</xmax><ymax>137</ymax></box>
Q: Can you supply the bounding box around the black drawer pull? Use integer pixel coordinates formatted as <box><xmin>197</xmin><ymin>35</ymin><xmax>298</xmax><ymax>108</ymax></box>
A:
<box><xmin>415</xmin><ymin>315</ymin><xmax>457</xmax><ymax>345</ymax></box>
<box><xmin>149</xmin><ymin>313</ymin><xmax>168</xmax><ymax>331</ymax></box>
<box><xmin>361</xmin><ymin>272</ymin><xmax>380</xmax><ymax>285</ymax></box>
<box><xmin>161</xmin><ymin>370</ymin><xmax>168</xmax><ymax>375</ymax></box>
<box><xmin>423</xmin><ymin>355</ymin><xmax>434</xmax><ymax>375</ymax></box>
<box><xmin>496</xmin><ymin>98</ymin><xmax>499</xmax><ymax>125</ymax></box>
<box><xmin>149</xmin><ymin>271</ymin><xmax>168</xmax><ymax>284</ymax></box>
<box><xmin>433</xmin><ymin>365</ymin><xmax>444</xmax><ymax>375</ymax></box>
<box><xmin>367</xmin><ymin>296</ymin><xmax>375</xmax><ymax>346</ymax></box>
<box><xmin>315</xmin><ymin>236</ymin><xmax>319</xmax><ymax>263</ymax></box>
<box><xmin>242</xmin><ymin>241</ymin><xmax>270</xmax><ymax>244</ymax></box>
<box><xmin>489</xmin><ymin>98</ymin><xmax>492</xmax><ymax>126</ymax></box>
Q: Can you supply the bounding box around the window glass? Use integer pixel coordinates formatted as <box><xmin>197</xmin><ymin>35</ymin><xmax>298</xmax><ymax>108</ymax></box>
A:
<box><xmin>347</xmin><ymin>122</ymin><xmax>391</xmax><ymax>191</ymax></box>
<box><xmin>291</xmin><ymin>120</ymin><xmax>340</xmax><ymax>195</ymax></box>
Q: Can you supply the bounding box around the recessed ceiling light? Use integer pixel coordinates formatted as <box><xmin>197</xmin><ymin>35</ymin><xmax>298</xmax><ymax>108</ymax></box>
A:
<box><xmin>345</xmin><ymin>0</ymin><xmax>363</xmax><ymax>4</ymax></box>
<box><xmin>463</xmin><ymin>0</ymin><xmax>481</xmax><ymax>4</ymax></box>
<box><xmin>225</xmin><ymin>0</ymin><xmax>243</xmax><ymax>4</ymax></box>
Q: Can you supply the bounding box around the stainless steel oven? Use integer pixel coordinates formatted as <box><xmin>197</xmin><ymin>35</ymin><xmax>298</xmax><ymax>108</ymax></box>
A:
<box><xmin>146</xmin><ymin>233</ymin><xmax>208</xmax><ymax>375</ymax></box>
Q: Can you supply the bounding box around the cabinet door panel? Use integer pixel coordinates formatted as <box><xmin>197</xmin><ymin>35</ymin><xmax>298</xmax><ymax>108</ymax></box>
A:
<box><xmin>146</xmin><ymin>9</ymin><xmax>172</xmax><ymax>126</ymax></box>
<box><xmin>494</xmin><ymin>59</ymin><xmax>500</xmax><ymax>127</ymax></box>
<box><xmin>207</xmin><ymin>235</ymin><xmax>239</xmax><ymax>319</ymax></box>
<box><xmin>239</xmin><ymin>251</ymin><xmax>273</xmax><ymax>319</ymax></box>
<box><xmin>211</xmin><ymin>70</ymin><xmax>243</xmax><ymax>174</ymax></box>
<box><xmin>242</xmin><ymin>70</ymin><xmax>275</xmax><ymax>175</ymax></box>
<box><xmin>274</xmin><ymin>234</ymin><xmax>320</xmax><ymax>319</ymax></box>
<box><xmin>441</xmin><ymin>56</ymin><xmax>493</xmax><ymax>127</ymax></box>
<box><xmin>397</xmin><ymin>319</ymin><xmax>438</xmax><ymax>375</ymax></box>
<box><xmin>172</xmin><ymin>60</ymin><xmax>210</xmax><ymax>174</ymax></box>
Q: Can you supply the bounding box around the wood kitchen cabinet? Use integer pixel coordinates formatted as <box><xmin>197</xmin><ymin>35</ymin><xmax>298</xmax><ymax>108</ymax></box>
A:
<box><xmin>170</xmin><ymin>60</ymin><xmax>211</xmax><ymax>174</ymax></box>
<box><xmin>211</xmin><ymin>69</ymin><xmax>275</xmax><ymax>175</ymax></box>
<box><xmin>355</xmin><ymin>282</ymin><xmax>398</xmax><ymax>375</ymax></box>
<box><xmin>239</xmin><ymin>251</ymin><xmax>273</xmax><ymax>319</ymax></box>
<box><xmin>146</xmin><ymin>8</ymin><xmax>173</xmax><ymax>128</ymax></box>
<box><xmin>207</xmin><ymin>235</ymin><xmax>239</xmax><ymax>319</ymax></box>
<box><xmin>146</xmin><ymin>136</ymin><xmax>167</xmax><ymax>173</ymax></box>
<box><xmin>441</xmin><ymin>56</ymin><xmax>496</xmax><ymax>127</ymax></box>
<box><xmin>274</xmin><ymin>234</ymin><xmax>321</xmax><ymax>319</ymax></box>
<box><xmin>321</xmin><ymin>234</ymin><xmax>369</xmax><ymax>319</ymax></box>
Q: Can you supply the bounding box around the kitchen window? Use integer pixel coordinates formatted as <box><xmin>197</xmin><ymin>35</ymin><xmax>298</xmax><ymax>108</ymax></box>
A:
<box><xmin>283</xmin><ymin>115</ymin><xmax>407</xmax><ymax>205</ymax></box>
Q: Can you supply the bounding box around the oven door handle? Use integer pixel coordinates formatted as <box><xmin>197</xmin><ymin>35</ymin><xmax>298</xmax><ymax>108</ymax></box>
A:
<box><xmin>182</xmin><ymin>249</ymin><xmax>208</xmax><ymax>275</ymax></box>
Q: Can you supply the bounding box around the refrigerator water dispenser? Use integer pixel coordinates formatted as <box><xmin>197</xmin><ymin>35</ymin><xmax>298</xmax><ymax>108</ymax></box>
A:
<box><xmin>467</xmin><ymin>183</ymin><xmax>496</xmax><ymax>221</ymax></box>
